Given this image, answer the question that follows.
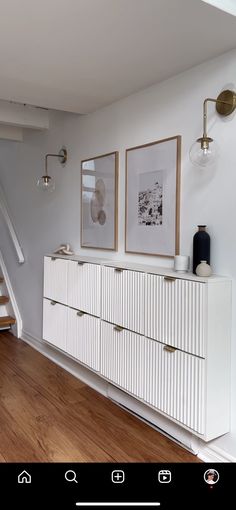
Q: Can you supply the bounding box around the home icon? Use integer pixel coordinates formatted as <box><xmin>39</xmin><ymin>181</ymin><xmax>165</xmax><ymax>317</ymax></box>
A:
<box><xmin>18</xmin><ymin>471</ymin><xmax>31</xmax><ymax>484</ymax></box>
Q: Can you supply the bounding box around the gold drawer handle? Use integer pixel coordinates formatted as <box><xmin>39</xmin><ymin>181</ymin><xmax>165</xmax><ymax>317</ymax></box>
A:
<box><xmin>77</xmin><ymin>310</ymin><xmax>85</xmax><ymax>317</ymax></box>
<box><xmin>50</xmin><ymin>300</ymin><xmax>57</xmax><ymax>306</ymax></box>
<box><xmin>163</xmin><ymin>345</ymin><xmax>176</xmax><ymax>353</ymax></box>
<box><xmin>164</xmin><ymin>276</ymin><xmax>176</xmax><ymax>282</ymax></box>
<box><xmin>114</xmin><ymin>267</ymin><xmax>123</xmax><ymax>273</ymax></box>
<box><xmin>114</xmin><ymin>325</ymin><xmax>124</xmax><ymax>332</ymax></box>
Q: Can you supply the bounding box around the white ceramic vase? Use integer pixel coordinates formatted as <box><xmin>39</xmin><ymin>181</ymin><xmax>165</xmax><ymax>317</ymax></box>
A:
<box><xmin>196</xmin><ymin>260</ymin><xmax>212</xmax><ymax>277</ymax></box>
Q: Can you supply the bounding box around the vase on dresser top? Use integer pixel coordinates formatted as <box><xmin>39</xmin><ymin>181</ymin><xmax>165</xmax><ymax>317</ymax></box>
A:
<box><xmin>193</xmin><ymin>225</ymin><xmax>210</xmax><ymax>274</ymax></box>
<box><xmin>196</xmin><ymin>260</ymin><xmax>212</xmax><ymax>277</ymax></box>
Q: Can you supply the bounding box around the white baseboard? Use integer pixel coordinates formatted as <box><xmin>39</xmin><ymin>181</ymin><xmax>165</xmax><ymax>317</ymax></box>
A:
<box><xmin>198</xmin><ymin>443</ymin><xmax>236</xmax><ymax>463</ymax></box>
<box><xmin>21</xmin><ymin>329</ymin><xmax>235</xmax><ymax>463</ymax></box>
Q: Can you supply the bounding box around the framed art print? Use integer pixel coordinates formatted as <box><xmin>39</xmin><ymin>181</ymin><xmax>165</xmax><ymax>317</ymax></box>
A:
<box><xmin>125</xmin><ymin>136</ymin><xmax>181</xmax><ymax>257</ymax></box>
<box><xmin>81</xmin><ymin>152</ymin><xmax>118</xmax><ymax>250</ymax></box>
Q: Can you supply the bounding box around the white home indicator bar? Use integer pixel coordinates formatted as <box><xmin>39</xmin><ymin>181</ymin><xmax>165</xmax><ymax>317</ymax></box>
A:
<box><xmin>76</xmin><ymin>503</ymin><xmax>160</xmax><ymax>507</ymax></box>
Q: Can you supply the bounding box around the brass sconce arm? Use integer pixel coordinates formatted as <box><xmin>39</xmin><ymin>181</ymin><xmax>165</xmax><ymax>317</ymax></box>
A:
<box><xmin>44</xmin><ymin>148</ymin><xmax>67</xmax><ymax>177</ymax></box>
<box><xmin>202</xmin><ymin>91</ymin><xmax>236</xmax><ymax>139</ymax></box>
<box><xmin>203</xmin><ymin>97</ymin><xmax>218</xmax><ymax>139</ymax></box>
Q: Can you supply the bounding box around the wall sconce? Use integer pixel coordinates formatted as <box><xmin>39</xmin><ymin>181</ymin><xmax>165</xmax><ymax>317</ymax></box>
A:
<box><xmin>189</xmin><ymin>89</ymin><xmax>236</xmax><ymax>167</ymax></box>
<box><xmin>37</xmin><ymin>147</ymin><xmax>68</xmax><ymax>192</ymax></box>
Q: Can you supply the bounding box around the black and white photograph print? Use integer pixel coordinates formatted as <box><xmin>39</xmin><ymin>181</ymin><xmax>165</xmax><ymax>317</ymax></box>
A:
<box><xmin>125</xmin><ymin>136</ymin><xmax>181</xmax><ymax>257</ymax></box>
<box><xmin>138</xmin><ymin>170</ymin><xmax>163</xmax><ymax>226</ymax></box>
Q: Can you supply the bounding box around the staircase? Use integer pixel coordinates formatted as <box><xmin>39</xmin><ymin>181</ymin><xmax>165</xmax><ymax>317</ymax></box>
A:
<box><xmin>0</xmin><ymin>182</ymin><xmax>23</xmax><ymax>337</ymax></box>
<box><xmin>0</xmin><ymin>274</ymin><xmax>16</xmax><ymax>332</ymax></box>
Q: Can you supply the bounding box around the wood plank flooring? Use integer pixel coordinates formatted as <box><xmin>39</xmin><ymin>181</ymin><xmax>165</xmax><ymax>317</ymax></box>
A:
<box><xmin>0</xmin><ymin>332</ymin><xmax>200</xmax><ymax>462</ymax></box>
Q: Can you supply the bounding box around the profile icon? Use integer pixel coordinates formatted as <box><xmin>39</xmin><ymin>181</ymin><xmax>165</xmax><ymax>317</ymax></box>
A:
<box><xmin>204</xmin><ymin>469</ymin><xmax>219</xmax><ymax>485</ymax></box>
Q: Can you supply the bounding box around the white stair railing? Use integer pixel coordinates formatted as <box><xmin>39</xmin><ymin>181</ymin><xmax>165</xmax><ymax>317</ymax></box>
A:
<box><xmin>0</xmin><ymin>183</ymin><xmax>24</xmax><ymax>264</ymax></box>
<box><xmin>0</xmin><ymin>249</ymin><xmax>22</xmax><ymax>337</ymax></box>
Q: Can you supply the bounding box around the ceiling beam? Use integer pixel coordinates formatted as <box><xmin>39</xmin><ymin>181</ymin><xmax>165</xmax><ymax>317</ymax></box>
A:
<box><xmin>0</xmin><ymin>100</ymin><xmax>49</xmax><ymax>130</ymax></box>
<box><xmin>0</xmin><ymin>125</ymin><xmax>23</xmax><ymax>142</ymax></box>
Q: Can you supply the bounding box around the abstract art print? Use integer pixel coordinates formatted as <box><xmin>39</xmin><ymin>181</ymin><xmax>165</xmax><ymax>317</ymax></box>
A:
<box><xmin>81</xmin><ymin>152</ymin><xmax>118</xmax><ymax>250</ymax></box>
<box><xmin>125</xmin><ymin>136</ymin><xmax>181</xmax><ymax>257</ymax></box>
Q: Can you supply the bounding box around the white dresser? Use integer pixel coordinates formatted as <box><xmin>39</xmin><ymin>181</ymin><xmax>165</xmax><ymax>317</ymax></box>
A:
<box><xmin>43</xmin><ymin>255</ymin><xmax>231</xmax><ymax>441</ymax></box>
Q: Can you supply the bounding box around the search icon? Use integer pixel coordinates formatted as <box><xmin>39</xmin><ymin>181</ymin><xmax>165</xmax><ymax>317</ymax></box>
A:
<box><xmin>65</xmin><ymin>470</ymin><xmax>78</xmax><ymax>483</ymax></box>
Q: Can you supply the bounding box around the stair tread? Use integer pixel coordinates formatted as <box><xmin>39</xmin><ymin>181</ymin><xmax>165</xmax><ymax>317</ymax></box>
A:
<box><xmin>0</xmin><ymin>316</ymin><xmax>16</xmax><ymax>326</ymax></box>
<box><xmin>0</xmin><ymin>296</ymin><xmax>9</xmax><ymax>304</ymax></box>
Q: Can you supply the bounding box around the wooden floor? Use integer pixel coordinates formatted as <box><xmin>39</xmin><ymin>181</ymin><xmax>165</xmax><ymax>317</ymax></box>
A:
<box><xmin>0</xmin><ymin>332</ymin><xmax>200</xmax><ymax>462</ymax></box>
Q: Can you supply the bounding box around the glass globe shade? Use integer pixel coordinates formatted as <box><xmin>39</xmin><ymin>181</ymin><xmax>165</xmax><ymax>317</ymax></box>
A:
<box><xmin>37</xmin><ymin>175</ymin><xmax>55</xmax><ymax>192</ymax></box>
<box><xmin>189</xmin><ymin>138</ymin><xmax>218</xmax><ymax>167</ymax></box>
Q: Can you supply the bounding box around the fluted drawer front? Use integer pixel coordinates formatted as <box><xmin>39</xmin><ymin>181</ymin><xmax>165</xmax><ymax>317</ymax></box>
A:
<box><xmin>44</xmin><ymin>257</ymin><xmax>68</xmax><ymax>304</ymax></box>
<box><xmin>101</xmin><ymin>266</ymin><xmax>145</xmax><ymax>334</ymax></box>
<box><xmin>143</xmin><ymin>340</ymin><xmax>205</xmax><ymax>434</ymax></box>
<box><xmin>145</xmin><ymin>275</ymin><xmax>206</xmax><ymax>357</ymax></box>
<box><xmin>67</xmin><ymin>308</ymin><xmax>100</xmax><ymax>371</ymax></box>
<box><xmin>68</xmin><ymin>262</ymin><xmax>100</xmax><ymax>317</ymax></box>
<box><xmin>100</xmin><ymin>321</ymin><xmax>145</xmax><ymax>399</ymax></box>
<box><xmin>43</xmin><ymin>298</ymin><xmax>67</xmax><ymax>352</ymax></box>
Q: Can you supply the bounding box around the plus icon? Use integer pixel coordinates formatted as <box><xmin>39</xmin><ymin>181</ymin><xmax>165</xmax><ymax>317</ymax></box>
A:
<box><xmin>111</xmin><ymin>470</ymin><xmax>125</xmax><ymax>483</ymax></box>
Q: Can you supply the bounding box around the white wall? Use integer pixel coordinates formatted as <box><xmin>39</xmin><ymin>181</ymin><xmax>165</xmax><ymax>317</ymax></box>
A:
<box><xmin>1</xmin><ymin>47</ymin><xmax>236</xmax><ymax>457</ymax></box>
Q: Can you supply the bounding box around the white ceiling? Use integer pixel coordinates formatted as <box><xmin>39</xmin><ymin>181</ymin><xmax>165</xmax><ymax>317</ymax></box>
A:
<box><xmin>0</xmin><ymin>0</ymin><xmax>236</xmax><ymax>114</ymax></box>
<box><xmin>202</xmin><ymin>0</ymin><xmax>236</xmax><ymax>15</ymax></box>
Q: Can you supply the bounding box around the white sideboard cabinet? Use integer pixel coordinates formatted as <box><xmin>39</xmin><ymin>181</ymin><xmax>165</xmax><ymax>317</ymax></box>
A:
<box><xmin>67</xmin><ymin>260</ymin><xmax>100</xmax><ymax>317</ymax></box>
<box><xmin>44</xmin><ymin>256</ymin><xmax>68</xmax><ymax>305</ymax></box>
<box><xmin>101</xmin><ymin>266</ymin><xmax>145</xmax><ymax>334</ymax></box>
<box><xmin>43</xmin><ymin>256</ymin><xmax>101</xmax><ymax>372</ymax></box>
<box><xmin>43</xmin><ymin>255</ymin><xmax>231</xmax><ymax>441</ymax></box>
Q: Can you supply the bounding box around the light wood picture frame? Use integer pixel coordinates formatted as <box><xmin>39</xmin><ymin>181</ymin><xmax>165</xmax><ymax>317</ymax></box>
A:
<box><xmin>81</xmin><ymin>151</ymin><xmax>118</xmax><ymax>250</ymax></box>
<box><xmin>125</xmin><ymin>136</ymin><xmax>181</xmax><ymax>257</ymax></box>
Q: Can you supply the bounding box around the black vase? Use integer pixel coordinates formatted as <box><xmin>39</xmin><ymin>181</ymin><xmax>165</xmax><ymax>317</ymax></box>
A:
<box><xmin>193</xmin><ymin>225</ymin><xmax>210</xmax><ymax>274</ymax></box>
